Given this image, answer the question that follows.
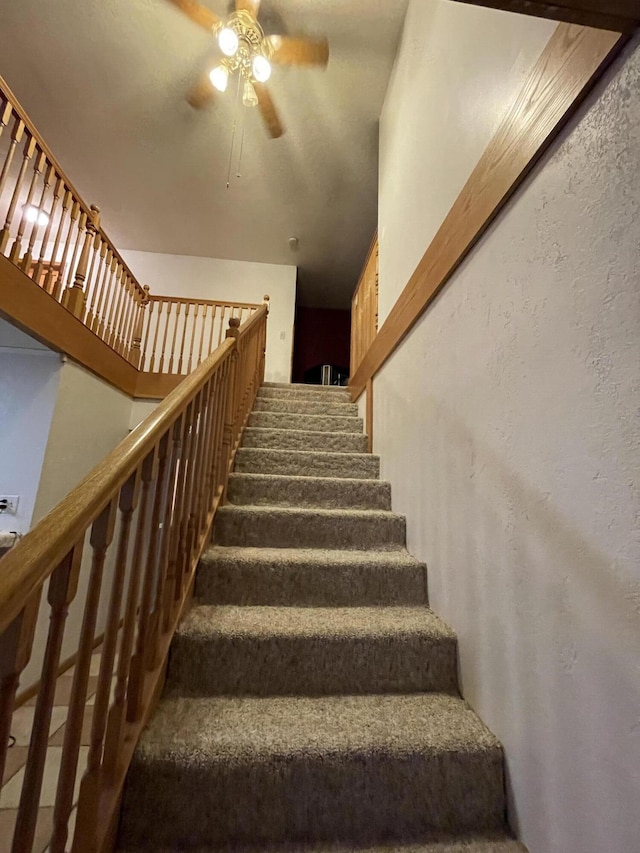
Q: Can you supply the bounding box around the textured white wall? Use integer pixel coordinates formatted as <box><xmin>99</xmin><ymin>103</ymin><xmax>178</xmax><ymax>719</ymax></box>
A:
<box><xmin>0</xmin><ymin>348</ymin><xmax>60</xmax><ymax>534</ymax></box>
<box><xmin>374</xmin><ymin>28</ymin><xmax>640</xmax><ymax>853</ymax></box>
<box><xmin>378</xmin><ymin>0</ymin><xmax>553</xmax><ymax>324</ymax></box>
<box><xmin>121</xmin><ymin>250</ymin><xmax>297</xmax><ymax>383</ymax></box>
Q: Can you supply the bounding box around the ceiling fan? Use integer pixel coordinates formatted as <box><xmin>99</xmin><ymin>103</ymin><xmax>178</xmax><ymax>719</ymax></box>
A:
<box><xmin>167</xmin><ymin>0</ymin><xmax>330</xmax><ymax>138</ymax></box>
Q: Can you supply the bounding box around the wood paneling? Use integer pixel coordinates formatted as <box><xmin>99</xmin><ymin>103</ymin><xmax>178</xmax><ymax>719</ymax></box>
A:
<box><xmin>349</xmin><ymin>24</ymin><xmax>625</xmax><ymax>401</ymax></box>
<box><xmin>450</xmin><ymin>0</ymin><xmax>639</xmax><ymax>33</ymax></box>
<box><xmin>350</xmin><ymin>234</ymin><xmax>379</xmax><ymax>377</ymax></box>
<box><xmin>0</xmin><ymin>255</ymin><xmax>139</xmax><ymax>395</ymax></box>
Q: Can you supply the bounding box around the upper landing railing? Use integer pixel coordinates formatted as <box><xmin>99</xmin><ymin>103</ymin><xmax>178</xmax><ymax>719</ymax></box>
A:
<box><xmin>0</xmin><ymin>76</ymin><xmax>259</xmax><ymax>387</ymax></box>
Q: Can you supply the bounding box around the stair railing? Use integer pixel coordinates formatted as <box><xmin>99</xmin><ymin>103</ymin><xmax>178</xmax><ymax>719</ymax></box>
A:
<box><xmin>0</xmin><ymin>75</ymin><xmax>262</xmax><ymax>384</ymax></box>
<box><xmin>0</xmin><ymin>301</ymin><xmax>268</xmax><ymax>853</ymax></box>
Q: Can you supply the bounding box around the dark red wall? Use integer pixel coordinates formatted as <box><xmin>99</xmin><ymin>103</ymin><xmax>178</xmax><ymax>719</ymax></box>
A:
<box><xmin>292</xmin><ymin>307</ymin><xmax>351</xmax><ymax>383</ymax></box>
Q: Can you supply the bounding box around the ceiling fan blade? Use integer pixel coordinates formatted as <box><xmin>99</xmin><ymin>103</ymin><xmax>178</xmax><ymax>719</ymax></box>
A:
<box><xmin>267</xmin><ymin>36</ymin><xmax>329</xmax><ymax>67</ymax></box>
<box><xmin>186</xmin><ymin>74</ymin><xmax>216</xmax><ymax>110</ymax></box>
<box><xmin>236</xmin><ymin>0</ymin><xmax>261</xmax><ymax>16</ymax></box>
<box><xmin>165</xmin><ymin>0</ymin><xmax>222</xmax><ymax>32</ymax></box>
<box><xmin>254</xmin><ymin>83</ymin><xmax>284</xmax><ymax>138</ymax></box>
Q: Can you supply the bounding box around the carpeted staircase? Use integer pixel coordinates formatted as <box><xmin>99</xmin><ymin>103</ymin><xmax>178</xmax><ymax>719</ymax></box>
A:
<box><xmin>118</xmin><ymin>382</ymin><xmax>525</xmax><ymax>853</ymax></box>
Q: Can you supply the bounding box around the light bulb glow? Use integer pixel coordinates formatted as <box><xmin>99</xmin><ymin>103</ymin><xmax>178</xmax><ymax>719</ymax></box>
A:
<box><xmin>252</xmin><ymin>55</ymin><xmax>271</xmax><ymax>83</ymax></box>
<box><xmin>25</xmin><ymin>205</ymin><xmax>49</xmax><ymax>226</ymax></box>
<box><xmin>218</xmin><ymin>27</ymin><xmax>239</xmax><ymax>57</ymax></box>
<box><xmin>209</xmin><ymin>65</ymin><xmax>229</xmax><ymax>93</ymax></box>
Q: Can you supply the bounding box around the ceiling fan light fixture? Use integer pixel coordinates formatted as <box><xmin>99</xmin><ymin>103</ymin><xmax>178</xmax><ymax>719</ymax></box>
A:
<box><xmin>24</xmin><ymin>205</ymin><xmax>49</xmax><ymax>227</ymax></box>
<box><xmin>243</xmin><ymin>80</ymin><xmax>258</xmax><ymax>107</ymax></box>
<box><xmin>252</xmin><ymin>54</ymin><xmax>271</xmax><ymax>83</ymax></box>
<box><xmin>209</xmin><ymin>64</ymin><xmax>229</xmax><ymax>92</ymax></box>
<box><xmin>218</xmin><ymin>26</ymin><xmax>239</xmax><ymax>57</ymax></box>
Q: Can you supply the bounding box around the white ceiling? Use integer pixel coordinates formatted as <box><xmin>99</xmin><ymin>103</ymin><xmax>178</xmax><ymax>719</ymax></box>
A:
<box><xmin>0</xmin><ymin>0</ymin><xmax>409</xmax><ymax>308</ymax></box>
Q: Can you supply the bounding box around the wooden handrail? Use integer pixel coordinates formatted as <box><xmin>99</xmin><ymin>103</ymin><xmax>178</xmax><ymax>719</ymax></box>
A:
<box><xmin>147</xmin><ymin>295</ymin><xmax>262</xmax><ymax>309</ymax></box>
<box><xmin>0</xmin><ymin>301</ymin><xmax>269</xmax><ymax>853</ymax></box>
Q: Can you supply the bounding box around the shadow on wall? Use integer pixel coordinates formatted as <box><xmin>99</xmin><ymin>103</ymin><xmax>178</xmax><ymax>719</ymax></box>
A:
<box><xmin>292</xmin><ymin>306</ymin><xmax>351</xmax><ymax>383</ymax></box>
<box><xmin>398</xmin><ymin>396</ymin><xmax>640</xmax><ymax>852</ymax></box>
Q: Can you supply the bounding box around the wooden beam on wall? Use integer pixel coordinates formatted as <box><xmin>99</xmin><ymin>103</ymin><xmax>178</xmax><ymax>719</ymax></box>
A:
<box><xmin>449</xmin><ymin>0</ymin><xmax>639</xmax><ymax>33</ymax></box>
<box><xmin>349</xmin><ymin>23</ymin><xmax>626</xmax><ymax>401</ymax></box>
<box><xmin>0</xmin><ymin>255</ymin><xmax>138</xmax><ymax>396</ymax></box>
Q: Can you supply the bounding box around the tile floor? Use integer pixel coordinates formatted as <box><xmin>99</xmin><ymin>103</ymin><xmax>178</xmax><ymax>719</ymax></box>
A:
<box><xmin>1</xmin><ymin>649</ymin><xmax>110</xmax><ymax>853</ymax></box>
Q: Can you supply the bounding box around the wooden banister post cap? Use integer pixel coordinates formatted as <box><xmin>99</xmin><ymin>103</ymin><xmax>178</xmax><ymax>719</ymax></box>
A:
<box><xmin>89</xmin><ymin>205</ymin><xmax>101</xmax><ymax>228</ymax></box>
<box><xmin>143</xmin><ymin>284</ymin><xmax>150</xmax><ymax>304</ymax></box>
<box><xmin>226</xmin><ymin>316</ymin><xmax>241</xmax><ymax>341</ymax></box>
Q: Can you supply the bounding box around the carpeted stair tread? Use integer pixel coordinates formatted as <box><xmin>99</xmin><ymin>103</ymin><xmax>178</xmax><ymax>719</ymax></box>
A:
<box><xmin>242</xmin><ymin>427</ymin><xmax>368</xmax><ymax>453</ymax></box>
<box><xmin>167</xmin><ymin>605</ymin><xmax>457</xmax><ymax>696</ymax></box>
<box><xmin>196</xmin><ymin>546</ymin><xmax>428</xmax><ymax>606</ymax></box>
<box><xmin>214</xmin><ymin>504</ymin><xmax>405</xmax><ymax>550</ymax></box>
<box><xmin>121</xmin><ymin>694</ymin><xmax>504</xmax><ymax>846</ymax></box>
<box><xmin>253</xmin><ymin>397</ymin><xmax>359</xmax><ymax>416</ymax></box>
<box><xmin>120</xmin><ymin>839</ymin><xmax>525</xmax><ymax>852</ymax></box>
<box><xmin>248</xmin><ymin>411</ymin><xmax>364</xmax><ymax>434</ymax></box>
<box><xmin>227</xmin><ymin>472</ymin><xmax>391</xmax><ymax>509</ymax></box>
<box><xmin>263</xmin><ymin>382</ymin><xmax>347</xmax><ymax>393</ymax></box>
<box><xmin>258</xmin><ymin>387</ymin><xmax>352</xmax><ymax>402</ymax></box>
<box><xmin>235</xmin><ymin>448</ymin><xmax>380</xmax><ymax>479</ymax></box>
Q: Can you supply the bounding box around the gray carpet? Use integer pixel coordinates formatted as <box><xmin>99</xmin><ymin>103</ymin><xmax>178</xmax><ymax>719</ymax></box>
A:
<box><xmin>118</xmin><ymin>381</ymin><xmax>525</xmax><ymax>852</ymax></box>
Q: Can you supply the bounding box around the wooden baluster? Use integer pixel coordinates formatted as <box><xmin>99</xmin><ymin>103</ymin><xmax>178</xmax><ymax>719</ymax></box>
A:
<box><xmin>217</xmin><ymin>305</ymin><xmax>228</xmax><ymax>346</ymax></box>
<box><xmin>103</xmin><ymin>451</ymin><xmax>155</xmax><ymax>783</ymax></box>
<box><xmin>152</xmin><ymin>417</ymin><xmax>184</xmax><ymax>654</ymax></box>
<box><xmin>12</xmin><ymin>543</ymin><xmax>83</xmax><ymax>853</ymax></box>
<box><xmin>167</xmin><ymin>401</ymin><xmax>196</xmax><ymax>610</ymax></box>
<box><xmin>159</xmin><ymin>301</ymin><xmax>172</xmax><ymax>374</ymax></box>
<box><xmin>122</xmin><ymin>278</ymin><xmax>137</xmax><ymax>356</ymax></box>
<box><xmin>90</xmin><ymin>247</ymin><xmax>113</xmax><ymax>335</ymax></box>
<box><xmin>46</xmin><ymin>191</ymin><xmax>73</xmax><ymax>298</ymax></box>
<box><xmin>33</xmin><ymin>173</ymin><xmax>64</xmax><ymax>285</ymax></box>
<box><xmin>139</xmin><ymin>287</ymin><xmax>153</xmax><ymax>371</ymax></box>
<box><xmin>115</xmin><ymin>275</ymin><xmax>132</xmax><ymax>355</ymax></box>
<box><xmin>124</xmin><ymin>282</ymin><xmax>141</xmax><ymax>358</ymax></box>
<box><xmin>127</xmin><ymin>434</ymin><xmax>169</xmax><ymax>721</ymax></box>
<box><xmin>62</xmin><ymin>207</ymin><xmax>87</xmax><ymax>301</ymax></box>
<box><xmin>177</xmin><ymin>303</ymin><xmax>190</xmax><ymax>374</ymax></box>
<box><xmin>8</xmin><ymin>148</ymin><xmax>46</xmax><ymax>265</ymax></box>
<box><xmin>195</xmin><ymin>303</ymin><xmax>207</xmax><ymax>368</ymax></box>
<box><xmin>163</xmin><ymin>410</ymin><xmax>191</xmax><ymax>631</ymax></box>
<box><xmin>187</xmin><ymin>303</ymin><xmax>199</xmax><ymax>373</ymax></box>
<box><xmin>95</xmin><ymin>252</ymin><xmax>117</xmax><ymax>338</ymax></box>
<box><xmin>107</xmin><ymin>264</ymin><xmax>126</xmax><ymax>349</ymax></box>
<box><xmin>220</xmin><ymin>318</ymin><xmax>240</xmax><ymax>499</ymax></box>
<box><xmin>0</xmin><ymin>593</ymin><xmax>40</xmax><ymax>788</ymax></box>
<box><xmin>83</xmin><ymin>231</ymin><xmax>105</xmax><ymax>326</ymax></box>
<box><xmin>50</xmin><ymin>501</ymin><xmax>117</xmax><ymax>853</ymax></box>
<box><xmin>212</xmin><ymin>359</ymin><xmax>231</xmax><ymax>503</ymax></box>
<box><xmin>0</xmin><ymin>117</ymin><xmax>25</xmax><ymax>218</ymax></box>
<box><xmin>75</xmin><ymin>474</ymin><xmax>140</xmax><ymax>837</ymax></box>
<box><xmin>168</xmin><ymin>302</ymin><xmax>182</xmax><ymax>374</ymax></box>
<box><xmin>207</xmin><ymin>304</ymin><xmax>217</xmax><ymax>359</ymax></box>
<box><xmin>181</xmin><ymin>389</ymin><xmax>206</xmax><ymax>577</ymax></box>
<box><xmin>0</xmin><ymin>99</ymin><xmax>13</xmax><ymax>142</ymax></box>
<box><xmin>20</xmin><ymin>159</ymin><xmax>53</xmax><ymax>272</ymax></box>
<box><xmin>149</xmin><ymin>300</ymin><xmax>163</xmax><ymax>373</ymax></box>
<box><xmin>130</xmin><ymin>285</ymin><xmax>150</xmax><ymax>368</ymax></box>
<box><xmin>0</xmin><ymin>131</ymin><xmax>35</xmax><ymax>255</ymax></box>
<box><xmin>63</xmin><ymin>205</ymin><xmax>100</xmax><ymax>318</ymax></box>
<box><xmin>197</xmin><ymin>374</ymin><xmax>218</xmax><ymax>533</ymax></box>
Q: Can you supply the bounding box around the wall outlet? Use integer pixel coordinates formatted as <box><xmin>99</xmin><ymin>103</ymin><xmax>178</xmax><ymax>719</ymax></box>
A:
<box><xmin>0</xmin><ymin>496</ymin><xmax>19</xmax><ymax>515</ymax></box>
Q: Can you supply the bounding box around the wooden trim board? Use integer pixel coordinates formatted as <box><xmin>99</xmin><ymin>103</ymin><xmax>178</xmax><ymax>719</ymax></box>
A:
<box><xmin>0</xmin><ymin>255</ymin><xmax>139</xmax><ymax>396</ymax></box>
<box><xmin>450</xmin><ymin>0</ymin><xmax>639</xmax><ymax>33</ymax></box>
<box><xmin>349</xmin><ymin>23</ymin><xmax>626</xmax><ymax>401</ymax></box>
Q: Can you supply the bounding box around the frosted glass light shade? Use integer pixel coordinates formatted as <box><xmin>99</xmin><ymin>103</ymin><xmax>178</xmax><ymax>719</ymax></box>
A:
<box><xmin>209</xmin><ymin>65</ymin><xmax>229</xmax><ymax>92</ymax></box>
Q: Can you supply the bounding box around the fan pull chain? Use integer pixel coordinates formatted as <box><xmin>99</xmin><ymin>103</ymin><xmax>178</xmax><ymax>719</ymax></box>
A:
<box><xmin>226</xmin><ymin>72</ymin><xmax>244</xmax><ymax>189</ymax></box>
<box><xmin>237</xmin><ymin>111</ymin><xmax>246</xmax><ymax>179</ymax></box>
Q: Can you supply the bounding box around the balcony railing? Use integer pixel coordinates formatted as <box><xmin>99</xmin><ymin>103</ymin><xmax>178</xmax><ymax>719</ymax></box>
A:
<box><xmin>0</xmin><ymin>75</ymin><xmax>261</xmax><ymax>390</ymax></box>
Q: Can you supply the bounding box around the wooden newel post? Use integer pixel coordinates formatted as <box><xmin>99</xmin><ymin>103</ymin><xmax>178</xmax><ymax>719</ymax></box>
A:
<box><xmin>130</xmin><ymin>284</ymin><xmax>150</xmax><ymax>369</ymax></box>
<box><xmin>63</xmin><ymin>204</ymin><xmax>100</xmax><ymax>318</ymax></box>
<box><xmin>261</xmin><ymin>294</ymin><xmax>270</xmax><ymax>385</ymax></box>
